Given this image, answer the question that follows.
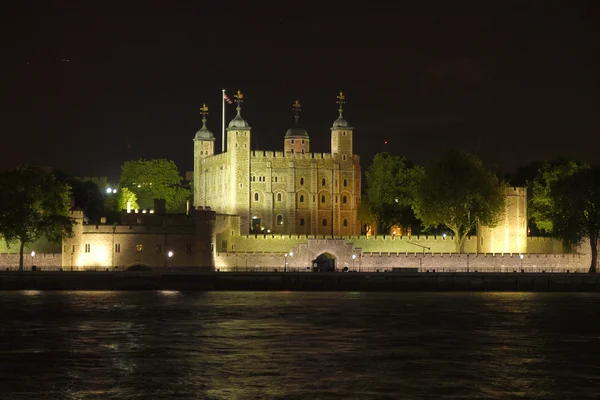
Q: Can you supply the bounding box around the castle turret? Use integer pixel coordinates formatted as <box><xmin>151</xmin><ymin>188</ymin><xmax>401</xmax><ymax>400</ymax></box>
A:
<box><xmin>193</xmin><ymin>103</ymin><xmax>215</xmax><ymax>207</ymax></box>
<box><xmin>331</xmin><ymin>91</ymin><xmax>353</xmax><ymax>159</ymax></box>
<box><xmin>284</xmin><ymin>100</ymin><xmax>309</xmax><ymax>154</ymax></box>
<box><xmin>227</xmin><ymin>90</ymin><xmax>252</xmax><ymax>233</ymax></box>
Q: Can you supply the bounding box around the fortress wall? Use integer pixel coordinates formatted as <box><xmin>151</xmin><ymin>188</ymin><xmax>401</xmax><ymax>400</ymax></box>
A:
<box><xmin>527</xmin><ymin>237</ymin><xmax>564</xmax><ymax>253</ymax></box>
<box><xmin>230</xmin><ymin>234</ymin><xmax>476</xmax><ymax>253</ymax></box>
<box><xmin>0</xmin><ymin>253</ymin><xmax>62</xmax><ymax>270</ymax></box>
<box><xmin>214</xmin><ymin>251</ymin><xmax>591</xmax><ymax>273</ymax></box>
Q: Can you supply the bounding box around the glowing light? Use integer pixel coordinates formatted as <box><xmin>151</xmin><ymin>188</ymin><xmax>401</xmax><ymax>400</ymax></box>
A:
<box><xmin>149</xmin><ymin>210</ymin><xmax>154</xmax><ymax>214</ymax></box>
<box><xmin>159</xmin><ymin>290</ymin><xmax>179</xmax><ymax>296</ymax></box>
<box><xmin>519</xmin><ymin>254</ymin><xmax>524</xmax><ymax>259</ymax></box>
<box><xmin>168</xmin><ymin>251</ymin><xmax>174</xmax><ymax>258</ymax></box>
<box><xmin>352</xmin><ymin>254</ymin><xmax>356</xmax><ymax>260</ymax></box>
<box><xmin>106</xmin><ymin>187</ymin><xmax>112</xmax><ymax>194</ymax></box>
<box><xmin>112</xmin><ymin>188</ymin><xmax>117</xmax><ymax>193</ymax></box>
<box><xmin>384</xmin><ymin>140</ymin><xmax>388</xmax><ymax>145</ymax></box>
<box><xmin>289</xmin><ymin>251</ymin><xmax>293</xmax><ymax>257</ymax></box>
<box><xmin>142</xmin><ymin>210</ymin><xmax>147</xmax><ymax>214</ymax></box>
<box><xmin>442</xmin><ymin>233</ymin><xmax>447</xmax><ymax>238</ymax></box>
<box><xmin>31</xmin><ymin>251</ymin><xmax>35</xmax><ymax>257</ymax></box>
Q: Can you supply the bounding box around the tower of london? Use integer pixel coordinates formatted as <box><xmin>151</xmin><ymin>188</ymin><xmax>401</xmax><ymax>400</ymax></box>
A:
<box><xmin>193</xmin><ymin>91</ymin><xmax>361</xmax><ymax>236</ymax></box>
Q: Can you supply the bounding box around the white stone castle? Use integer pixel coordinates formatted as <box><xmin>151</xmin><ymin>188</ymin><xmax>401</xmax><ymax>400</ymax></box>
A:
<box><xmin>193</xmin><ymin>90</ymin><xmax>361</xmax><ymax>236</ymax></box>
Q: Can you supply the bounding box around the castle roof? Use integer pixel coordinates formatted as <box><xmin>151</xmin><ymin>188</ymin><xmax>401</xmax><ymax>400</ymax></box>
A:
<box><xmin>228</xmin><ymin>107</ymin><xmax>250</xmax><ymax>129</ymax></box>
<box><xmin>194</xmin><ymin>104</ymin><xmax>215</xmax><ymax>141</ymax></box>
<box><xmin>285</xmin><ymin>100</ymin><xmax>308</xmax><ymax>138</ymax></box>
<box><xmin>194</xmin><ymin>118</ymin><xmax>215</xmax><ymax>141</ymax></box>
<box><xmin>331</xmin><ymin>91</ymin><xmax>352</xmax><ymax>129</ymax></box>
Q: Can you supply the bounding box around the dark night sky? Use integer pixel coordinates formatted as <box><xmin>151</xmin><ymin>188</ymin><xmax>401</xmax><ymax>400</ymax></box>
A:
<box><xmin>1</xmin><ymin>1</ymin><xmax>597</xmax><ymax>181</ymax></box>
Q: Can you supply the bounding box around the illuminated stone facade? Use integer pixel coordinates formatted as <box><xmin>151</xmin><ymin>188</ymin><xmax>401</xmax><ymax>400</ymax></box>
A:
<box><xmin>478</xmin><ymin>187</ymin><xmax>528</xmax><ymax>254</ymax></box>
<box><xmin>193</xmin><ymin>91</ymin><xmax>361</xmax><ymax>236</ymax></box>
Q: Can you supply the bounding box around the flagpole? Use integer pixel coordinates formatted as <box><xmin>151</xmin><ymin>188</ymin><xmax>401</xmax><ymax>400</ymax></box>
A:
<box><xmin>222</xmin><ymin>89</ymin><xmax>226</xmax><ymax>153</ymax></box>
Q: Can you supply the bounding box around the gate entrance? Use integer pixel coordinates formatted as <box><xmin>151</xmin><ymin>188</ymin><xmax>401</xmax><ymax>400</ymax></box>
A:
<box><xmin>312</xmin><ymin>253</ymin><xmax>336</xmax><ymax>272</ymax></box>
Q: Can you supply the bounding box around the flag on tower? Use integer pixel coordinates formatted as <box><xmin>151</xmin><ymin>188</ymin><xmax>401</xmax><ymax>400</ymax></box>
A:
<box><xmin>223</xmin><ymin>92</ymin><xmax>233</xmax><ymax>105</ymax></box>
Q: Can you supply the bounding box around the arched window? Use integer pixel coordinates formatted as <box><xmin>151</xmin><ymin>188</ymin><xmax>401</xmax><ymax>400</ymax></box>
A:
<box><xmin>300</xmin><ymin>218</ymin><xmax>305</xmax><ymax>226</ymax></box>
<box><xmin>276</xmin><ymin>215</ymin><xmax>283</xmax><ymax>225</ymax></box>
<box><xmin>300</xmin><ymin>177</ymin><xmax>304</xmax><ymax>186</ymax></box>
<box><xmin>343</xmin><ymin>179</ymin><xmax>348</xmax><ymax>187</ymax></box>
<box><xmin>342</xmin><ymin>196</ymin><xmax>347</xmax><ymax>204</ymax></box>
<box><xmin>343</xmin><ymin>219</ymin><xmax>348</xmax><ymax>227</ymax></box>
<box><xmin>299</xmin><ymin>195</ymin><xmax>304</xmax><ymax>203</ymax></box>
<box><xmin>254</xmin><ymin>193</ymin><xmax>259</xmax><ymax>201</ymax></box>
<box><xmin>322</xmin><ymin>178</ymin><xmax>326</xmax><ymax>186</ymax></box>
<box><xmin>321</xmin><ymin>195</ymin><xmax>326</xmax><ymax>203</ymax></box>
<box><xmin>277</xmin><ymin>193</ymin><xmax>282</xmax><ymax>202</ymax></box>
<box><xmin>322</xmin><ymin>219</ymin><xmax>327</xmax><ymax>226</ymax></box>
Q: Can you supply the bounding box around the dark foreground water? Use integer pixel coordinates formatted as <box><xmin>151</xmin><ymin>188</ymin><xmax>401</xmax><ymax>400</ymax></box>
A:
<box><xmin>1</xmin><ymin>292</ymin><xmax>599</xmax><ymax>399</ymax></box>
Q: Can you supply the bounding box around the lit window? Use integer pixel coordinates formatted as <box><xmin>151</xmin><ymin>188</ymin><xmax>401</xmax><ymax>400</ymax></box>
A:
<box><xmin>136</xmin><ymin>244</ymin><xmax>143</xmax><ymax>252</ymax></box>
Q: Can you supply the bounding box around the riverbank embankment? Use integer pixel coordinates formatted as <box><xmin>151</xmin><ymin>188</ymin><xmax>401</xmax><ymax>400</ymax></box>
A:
<box><xmin>1</xmin><ymin>271</ymin><xmax>599</xmax><ymax>292</ymax></box>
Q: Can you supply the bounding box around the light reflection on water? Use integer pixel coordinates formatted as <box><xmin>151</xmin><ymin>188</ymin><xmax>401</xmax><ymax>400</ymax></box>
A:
<box><xmin>0</xmin><ymin>291</ymin><xmax>599</xmax><ymax>399</ymax></box>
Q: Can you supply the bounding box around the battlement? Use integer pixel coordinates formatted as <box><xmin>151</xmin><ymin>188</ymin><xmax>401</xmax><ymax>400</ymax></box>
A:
<box><xmin>81</xmin><ymin>224</ymin><xmax>196</xmax><ymax>234</ymax></box>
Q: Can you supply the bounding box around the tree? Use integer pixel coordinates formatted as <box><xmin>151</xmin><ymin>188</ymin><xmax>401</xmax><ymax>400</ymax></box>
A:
<box><xmin>0</xmin><ymin>166</ymin><xmax>74</xmax><ymax>270</ymax></box>
<box><xmin>53</xmin><ymin>171</ymin><xmax>105</xmax><ymax>224</ymax></box>
<box><xmin>529</xmin><ymin>159</ymin><xmax>584</xmax><ymax>233</ymax></box>
<box><xmin>413</xmin><ymin>149</ymin><xmax>505</xmax><ymax>252</ymax></box>
<box><xmin>119</xmin><ymin>159</ymin><xmax>189</xmax><ymax>212</ymax></box>
<box><xmin>551</xmin><ymin>166</ymin><xmax>600</xmax><ymax>273</ymax></box>
<box><xmin>364</xmin><ymin>153</ymin><xmax>425</xmax><ymax>234</ymax></box>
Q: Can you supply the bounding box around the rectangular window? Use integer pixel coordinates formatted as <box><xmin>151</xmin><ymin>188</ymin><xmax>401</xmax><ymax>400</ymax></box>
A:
<box><xmin>72</xmin><ymin>245</ymin><xmax>75</xmax><ymax>253</ymax></box>
<box><xmin>63</xmin><ymin>245</ymin><xmax>67</xmax><ymax>253</ymax></box>
<box><xmin>84</xmin><ymin>244</ymin><xmax>91</xmax><ymax>253</ymax></box>
<box><xmin>115</xmin><ymin>243</ymin><xmax>121</xmax><ymax>253</ymax></box>
<box><xmin>136</xmin><ymin>244</ymin><xmax>143</xmax><ymax>252</ymax></box>
<box><xmin>186</xmin><ymin>244</ymin><xmax>192</xmax><ymax>253</ymax></box>
<box><xmin>156</xmin><ymin>244</ymin><xmax>162</xmax><ymax>253</ymax></box>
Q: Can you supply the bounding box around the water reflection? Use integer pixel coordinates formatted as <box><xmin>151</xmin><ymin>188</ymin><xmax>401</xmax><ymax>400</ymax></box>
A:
<box><xmin>0</xmin><ymin>291</ymin><xmax>598</xmax><ymax>399</ymax></box>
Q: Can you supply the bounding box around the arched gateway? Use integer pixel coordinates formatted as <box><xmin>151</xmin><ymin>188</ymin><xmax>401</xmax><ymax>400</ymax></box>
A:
<box><xmin>312</xmin><ymin>252</ymin><xmax>336</xmax><ymax>272</ymax></box>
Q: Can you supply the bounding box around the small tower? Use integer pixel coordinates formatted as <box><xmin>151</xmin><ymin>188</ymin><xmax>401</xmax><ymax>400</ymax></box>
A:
<box><xmin>284</xmin><ymin>100</ymin><xmax>310</xmax><ymax>154</ymax></box>
<box><xmin>331</xmin><ymin>91</ymin><xmax>353</xmax><ymax>159</ymax></box>
<box><xmin>226</xmin><ymin>90</ymin><xmax>252</xmax><ymax>233</ymax></box>
<box><xmin>193</xmin><ymin>104</ymin><xmax>215</xmax><ymax>207</ymax></box>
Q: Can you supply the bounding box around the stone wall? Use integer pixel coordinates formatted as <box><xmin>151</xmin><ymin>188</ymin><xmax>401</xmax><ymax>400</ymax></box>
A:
<box><xmin>0</xmin><ymin>253</ymin><xmax>62</xmax><ymax>270</ymax></box>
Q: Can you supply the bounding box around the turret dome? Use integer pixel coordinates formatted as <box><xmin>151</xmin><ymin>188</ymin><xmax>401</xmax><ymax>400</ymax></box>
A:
<box><xmin>194</xmin><ymin>104</ymin><xmax>215</xmax><ymax>141</ymax></box>
<box><xmin>285</xmin><ymin>100</ymin><xmax>308</xmax><ymax>137</ymax></box>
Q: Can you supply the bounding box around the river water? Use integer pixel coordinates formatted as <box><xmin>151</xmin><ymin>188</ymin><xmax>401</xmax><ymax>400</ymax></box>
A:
<box><xmin>0</xmin><ymin>291</ymin><xmax>599</xmax><ymax>399</ymax></box>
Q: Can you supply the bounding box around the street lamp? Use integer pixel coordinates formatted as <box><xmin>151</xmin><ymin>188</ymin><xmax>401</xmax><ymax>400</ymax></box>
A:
<box><xmin>166</xmin><ymin>250</ymin><xmax>173</xmax><ymax>269</ymax></box>
<box><xmin>519</xmin><ymin>253</ymin><xmax>524</xmax><ymax>272</ymax></box>
<box><xmin>31</xmin><ymin>251</ymin><xmax>35</xmax><ymax>269</ymax></box>
<box><xmin>284</xmin><ymin>251</ymin><xmax>293</xmax><ymax>272</ymax></box>
<box><xmin>352</xmin><ymin>253</ymin><xmax>356</xmax><ymax>271</ymax></box>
